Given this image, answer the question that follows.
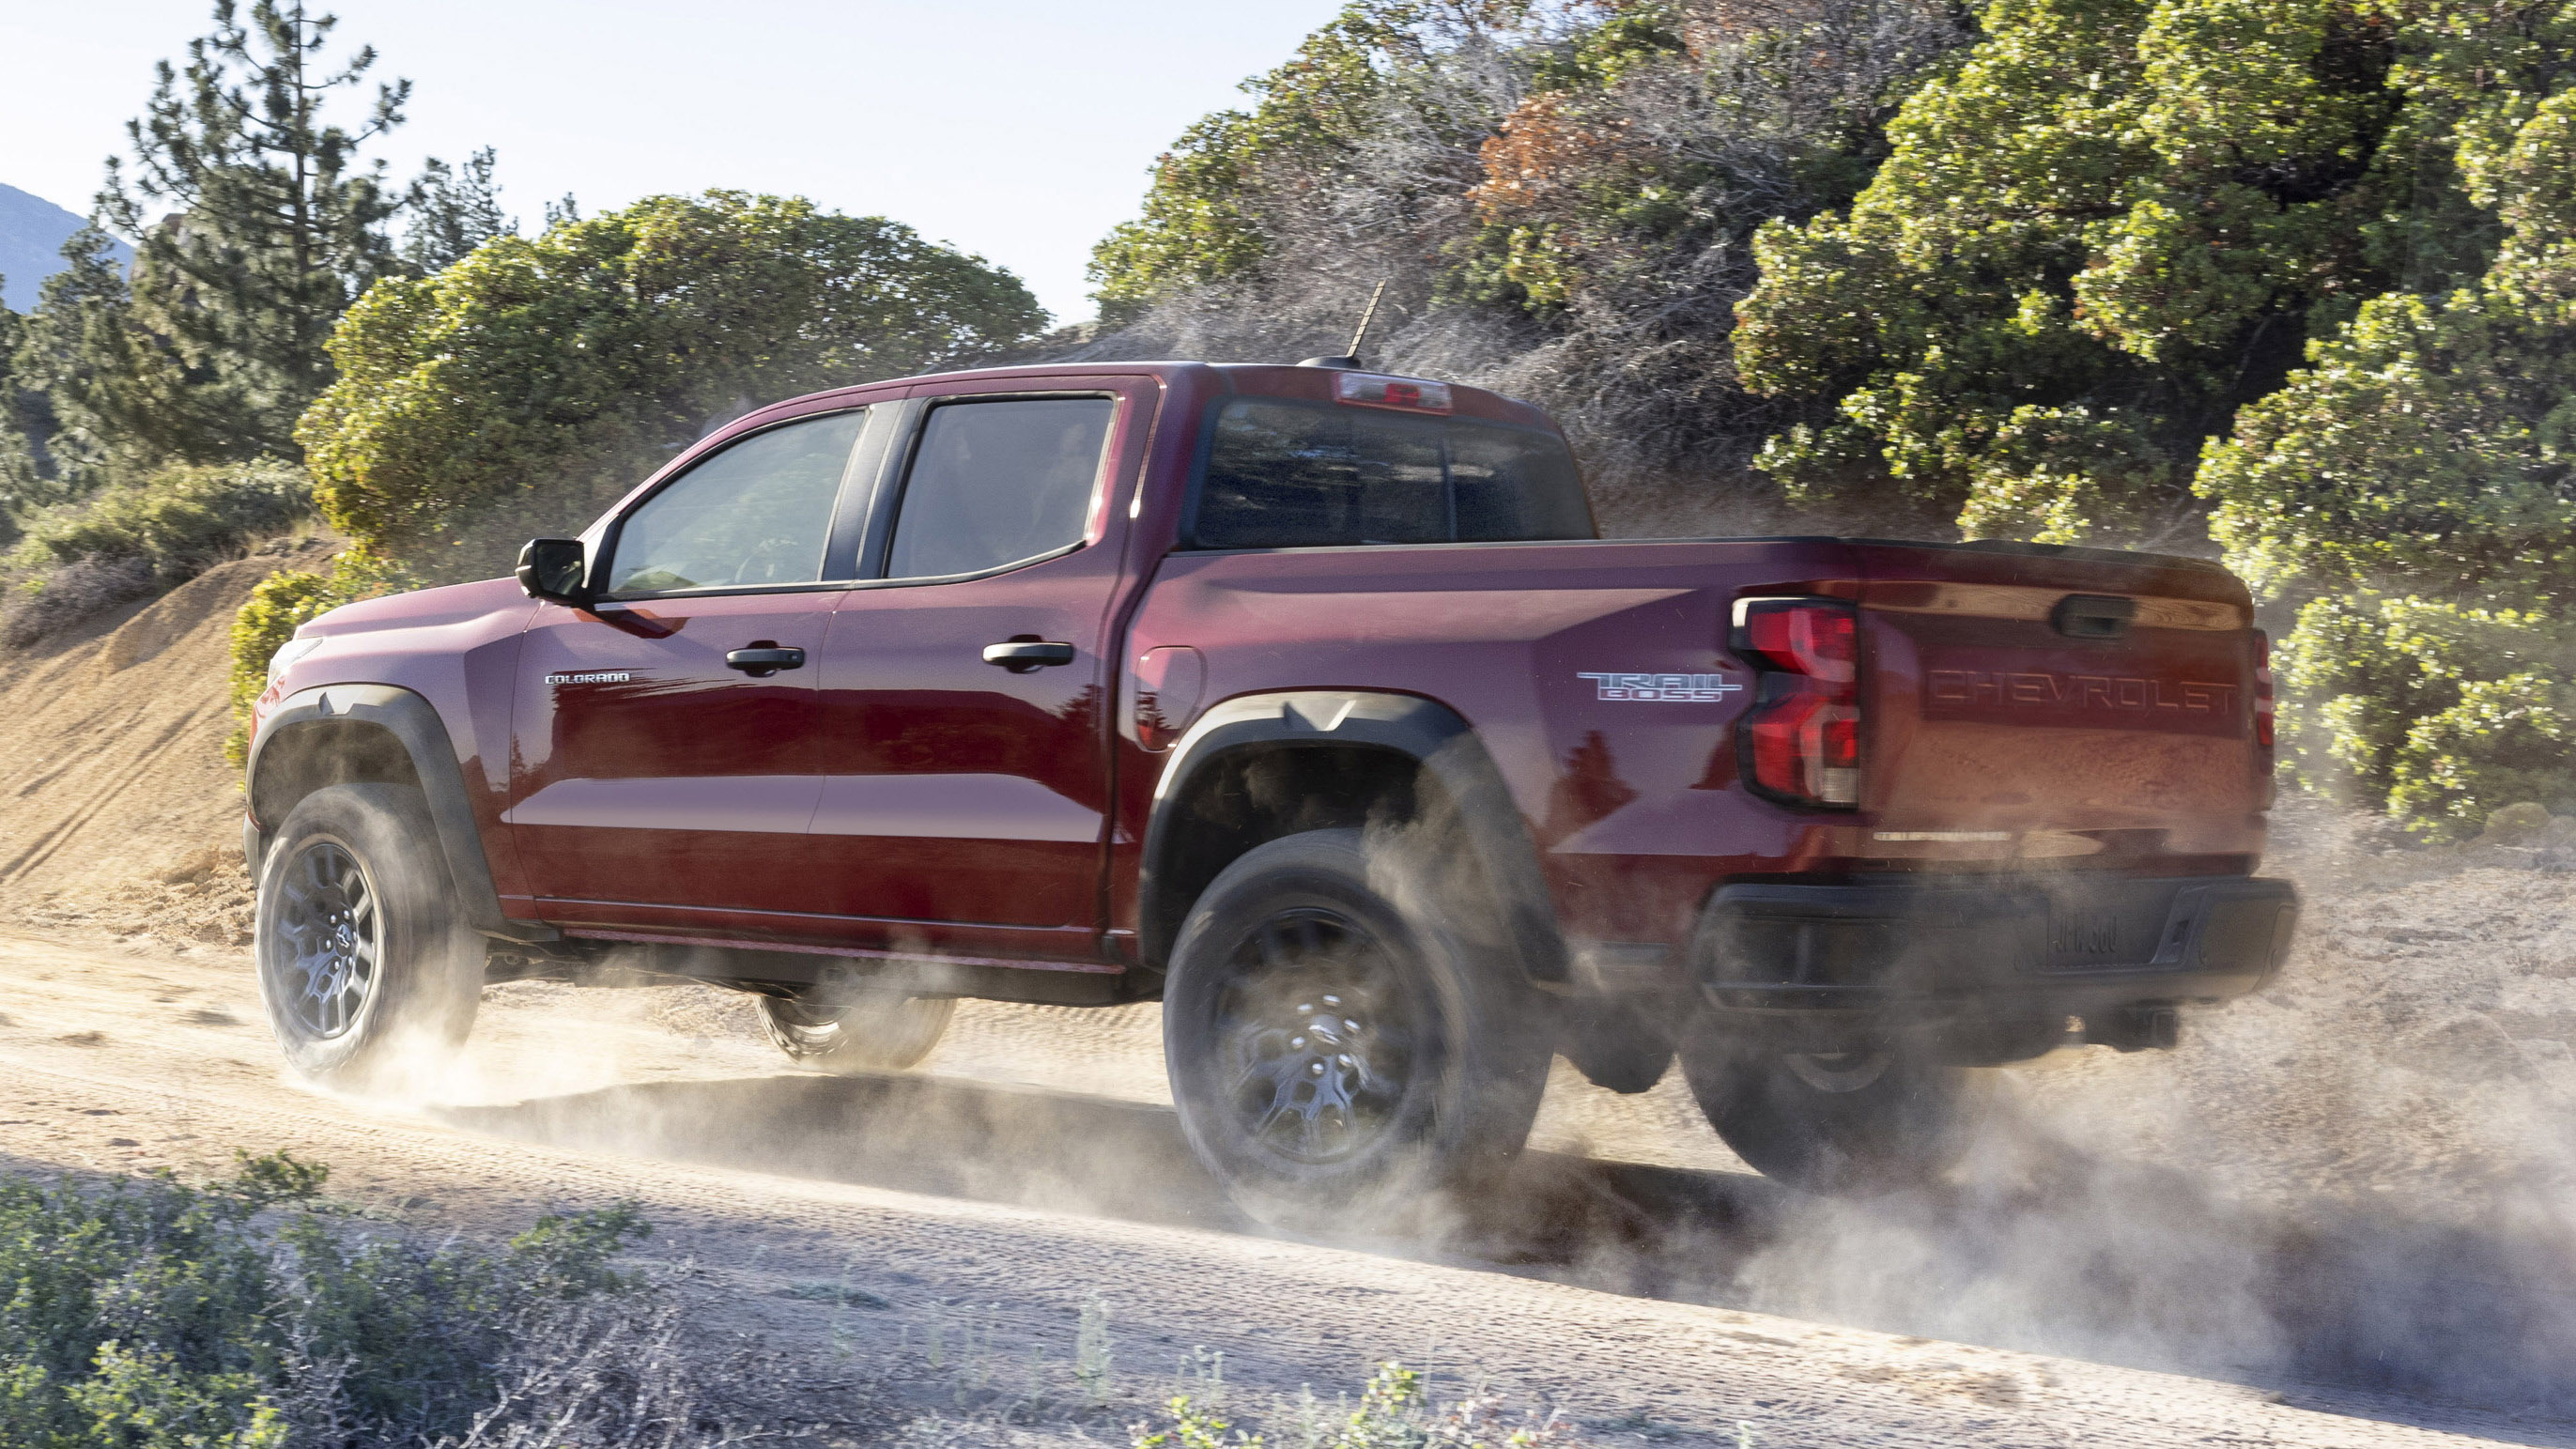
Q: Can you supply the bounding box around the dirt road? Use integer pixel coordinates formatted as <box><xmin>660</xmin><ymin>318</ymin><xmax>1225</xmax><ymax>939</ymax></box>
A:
<box><xmin>4</xmin><ymin>907</ymin><xmax>2570</xmax><ymax>1449</ymax></box>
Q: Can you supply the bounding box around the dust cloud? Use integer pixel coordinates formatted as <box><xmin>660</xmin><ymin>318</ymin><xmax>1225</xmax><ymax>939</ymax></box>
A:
<box><xmin>284</xmin><ymin>801</ymin><xmax>2576</xmax><ymax>1420</ymax></box>
<box><xmin>1589</xmin><ymin>799</ymin><xmax>2576</xmax><ymax>1412</ymax></box>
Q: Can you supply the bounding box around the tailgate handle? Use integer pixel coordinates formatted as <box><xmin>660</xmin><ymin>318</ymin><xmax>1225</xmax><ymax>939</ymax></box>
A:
<box><xmin>2052</xmin><ymin>594</ymin><xmax>2136</xmax><ymax>640</ymax></box>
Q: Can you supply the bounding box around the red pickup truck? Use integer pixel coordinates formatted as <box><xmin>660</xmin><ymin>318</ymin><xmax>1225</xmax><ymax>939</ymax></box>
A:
<box><xmin>245</xmin><ymin>358</ymin><xmax>2296</xmax><ymax>1220</ymax></box>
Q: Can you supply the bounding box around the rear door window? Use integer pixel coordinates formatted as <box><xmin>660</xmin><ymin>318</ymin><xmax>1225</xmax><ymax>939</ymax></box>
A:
<box><xmin>1187</xmin><ymin>399</ymin><xmax>1592</xmax><ymax>549</ymax></box>
<box><xmin>885</xmin><ymin>397</ymin><xmax>1116</xmax><ymax>579</ymax></box>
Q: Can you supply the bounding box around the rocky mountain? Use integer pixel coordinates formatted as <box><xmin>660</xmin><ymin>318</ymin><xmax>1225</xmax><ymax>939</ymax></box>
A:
<box><xmin>0</xmin><ymin>183</ymin><xmax>128</xmax><ymax>311</ymax></box>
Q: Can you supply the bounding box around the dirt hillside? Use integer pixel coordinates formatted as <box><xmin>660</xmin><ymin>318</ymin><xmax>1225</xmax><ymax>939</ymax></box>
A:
<box><xmin>0</xmin><ymin>542</ymin><xmax>334</xmax><ymax>939</ymax></box>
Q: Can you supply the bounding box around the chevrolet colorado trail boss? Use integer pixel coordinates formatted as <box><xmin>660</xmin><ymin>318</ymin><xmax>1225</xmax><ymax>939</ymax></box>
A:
<box><xmin>246</xmin><ymin>358</ymin><xmax>2298</xmax><ymax>1218</ymax></box>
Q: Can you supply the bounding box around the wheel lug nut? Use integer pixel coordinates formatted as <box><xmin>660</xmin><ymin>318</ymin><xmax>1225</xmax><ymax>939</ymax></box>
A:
<box><xmin>1295</xmin><ymin>1002</ymin><xmax>1313</xmax><ymax>1014</ymax></box>
<box><xmin>1337</xmin><ymin>1054</ymin><xmax>1352</xmax><ymax>1066</ymax></box>
<box><xmin>1290</xmin><ymin>1036</ymin><xmax>1305</xmax><ymax>1049</ymax></box>
<box><xmin>1322</xmin><ymin>994</ymin><xmax>1342</xmax><ymax>1007</ymax></box>
<box><xmin>1344</xmin><ymin>1018</ymin><xmax>1359</xmax><ymax>1031</ymax></box>
<box><xmin>1308</xmin><ymin>1061</ymin><xmax>1324</xmax><ymax>1075</ymax></box>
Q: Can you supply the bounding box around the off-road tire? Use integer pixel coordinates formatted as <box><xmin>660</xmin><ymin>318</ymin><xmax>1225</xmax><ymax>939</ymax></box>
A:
<box><xmin>760</xmin><ymin>994</ymin><xmax>955</xmax><ymax>1071</ymax></box>
<box><xmin>1678</xmin><ymin>1030</ymin><xmax>1982</xmax><ymax>1195</ymax></box>
<box><xmin>254</xmin><ymin>783</ymin><xmax>481</xmax><ymax>1089</ymax></box>
<box><xmin>1163</xmin><ymin>827</ymin><xmax>1550</xmax><ymax>1232</ymax></box>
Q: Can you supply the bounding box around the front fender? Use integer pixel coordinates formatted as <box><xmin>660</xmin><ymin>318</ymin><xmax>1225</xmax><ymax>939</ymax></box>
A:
<box><xmin>244</xmin><ymin>683</ymin><xmax>548</xmax><ymax>943</ymax></box>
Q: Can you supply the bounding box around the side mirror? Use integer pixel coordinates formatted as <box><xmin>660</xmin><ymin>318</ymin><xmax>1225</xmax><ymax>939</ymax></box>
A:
<box><xmin>517</xmin><ymin>537</ymin><xmax>594</xmax><ymax>609</ymax></box>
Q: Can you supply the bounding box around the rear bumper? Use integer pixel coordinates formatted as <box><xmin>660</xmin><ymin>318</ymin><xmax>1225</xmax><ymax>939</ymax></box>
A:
<box><xmin>1694</xmin><ymin>873</ymin><xmax>2297</xmax><ymax>1017</ymax></box>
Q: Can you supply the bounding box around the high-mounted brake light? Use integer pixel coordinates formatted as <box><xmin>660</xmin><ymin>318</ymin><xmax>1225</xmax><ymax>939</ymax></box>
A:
<box><xmin>1334</xmin><ymin>371</ymin><xmax>1453</xmax><ymax>414</ymax></box>
<box><xmin>1732</xmin><ymin>597</ymin><xmax>1861</xmax><ymax>809</ymax></box>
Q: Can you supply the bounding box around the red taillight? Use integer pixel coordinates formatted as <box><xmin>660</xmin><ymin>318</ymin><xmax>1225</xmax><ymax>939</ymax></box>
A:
<box><xmin>2253</xmin><ymin>630</ymin><xmax>2275</xmax><ymax>748</ymax></box>
<box><xmin>1733</xmin><ymin>597</ymin><xmax>1862</xmax><ymax>808</ymax></box>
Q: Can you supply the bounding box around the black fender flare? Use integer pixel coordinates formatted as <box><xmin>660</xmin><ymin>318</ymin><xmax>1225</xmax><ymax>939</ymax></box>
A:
<box><xmin>1138</xmin><ymin>690</ymin><xmax>1570</xmax><ymax>991</ymax></box>
<box><xmin>243</xmin><ymin>683</ymin><xmax>549</xmax><ymax>943</ymax></box>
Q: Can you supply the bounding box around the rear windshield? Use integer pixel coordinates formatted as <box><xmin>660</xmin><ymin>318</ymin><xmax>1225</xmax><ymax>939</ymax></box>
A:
<box><xmin>1185</xmin><ymin>399</ymin><xmax>1594</xmax><ymax>550</ymax></box>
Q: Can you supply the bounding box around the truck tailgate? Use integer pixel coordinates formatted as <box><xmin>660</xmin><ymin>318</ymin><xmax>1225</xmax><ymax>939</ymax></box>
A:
<box><xmin>1851</xmin><ymin>544</ymin><xmax>2263</xmax><ymax>850</ymax></box>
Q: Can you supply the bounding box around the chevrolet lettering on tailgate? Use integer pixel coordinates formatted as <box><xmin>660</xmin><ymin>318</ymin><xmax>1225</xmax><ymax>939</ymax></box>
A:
<box><xmin>1925</xmin><ymin>668</ymin><xmax>2239</xmax><ymax>730</ymax></box>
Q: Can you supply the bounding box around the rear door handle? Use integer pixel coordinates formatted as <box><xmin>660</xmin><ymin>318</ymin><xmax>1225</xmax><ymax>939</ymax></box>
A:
<box><xmin>982</xmin><ymin>640</ymin><xmax>1076</xmax><ymax>671</ymax></box>
<box><xmin>725</xmin><ymin>647</ymin><xmax>806</xmax><ymax>674</ymax></box>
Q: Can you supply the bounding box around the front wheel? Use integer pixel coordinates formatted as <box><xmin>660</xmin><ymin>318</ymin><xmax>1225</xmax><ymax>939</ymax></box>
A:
<box><xmin>1162</xmin><ymin>828</ymin><xmax>1550</xmax><ymax>1232</ymax></box>
<box><xmin>254</xmin><ymin>784</ymin><xmax>482</xmax><ymax>1089</ymax></box>
<box><xmin>760</xmin><ymin>993</ymin><xmax>955</xmax><ymax>1071</ymax></box>
<box><xmin>1678</xmin><ymin>1030</ymin><xmax>1982</xmax><ymax>1195</ymax></box>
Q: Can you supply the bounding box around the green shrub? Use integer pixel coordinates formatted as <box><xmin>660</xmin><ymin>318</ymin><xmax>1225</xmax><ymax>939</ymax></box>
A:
<box><xmin>1133</xmin><ymin>1362</ymin><xmax>1567</xmax><ymax>1449</ymax></box>
<box><xmin>297</xmin><ymin>191</ymin><xmax>1043</xmax><ymax>563</ymax></box>
<box><xmin>2388</xmin><ymin>674</ymin><xmax>2576</xmax><ymax>840</ymax></box>
<box><xmin>224</xmin><ymin>550</ymin><xmax>416</xmax><ymax>761</ymax></box>
<box><xmin>2276</xmin><ymin>593</ymin><xmax>2576</xmax><ymax>839</ymax></box>
<box><xmin>0</xmin><ymin>1152</ymin><xmax>650</xmax><ymax>1448</ymax></box>
<box><xmin>0</xmin><ymin>459</ymin><xmax>314</xmax><ymax>647</ymax></box>
<box><xmin>6</xmin><ymin>460</ymin><xmax>310</xmax><ymax>583</ymax></box>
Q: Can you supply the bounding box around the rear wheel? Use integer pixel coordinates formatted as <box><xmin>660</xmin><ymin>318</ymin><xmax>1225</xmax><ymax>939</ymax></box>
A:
<box><xmin>761</xmin><ymin>993</ymin><xmax>955</xmax><ymax>1071</ymax></box>
<box><xmin>1162</xmin><ymin>828</ymin><xmax>1550</xmax><ymax>1232</ymax></box>
<box><xmin>1678</xmin><ymin>1029</ymin><xmax>1982</xmax><ymax>1195</ymax></box>
<box><xmin>254</xmin><ymin>784</ymin><xmax>481</xmax><ymax>1089</ymax></box>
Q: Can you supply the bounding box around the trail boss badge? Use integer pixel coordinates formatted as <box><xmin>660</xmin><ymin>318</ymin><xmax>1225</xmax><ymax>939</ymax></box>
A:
<box><xmin>1578</xmin><ymin>671</ymin><xmax>1743</xmax><ymax>702</ymax></box>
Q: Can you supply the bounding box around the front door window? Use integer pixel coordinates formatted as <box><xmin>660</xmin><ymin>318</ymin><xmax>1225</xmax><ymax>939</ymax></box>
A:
<box><xmin>608</xmin><ymin>410</ymin><xmax>860</xmax><ymax>593</ymax></box>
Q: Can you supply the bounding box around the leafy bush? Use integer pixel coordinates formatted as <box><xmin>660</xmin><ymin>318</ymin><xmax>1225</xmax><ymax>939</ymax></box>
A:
<box><xmin>2276</xmin><ymin>594</ymin><xmax>2576</xmax><ymax>838</ymax></box>
<box><xmin>1076</xmin><ymin>0</ymin><xmax>1967</xmax><ymax>530</ymax></box>
<box><xmin>0</xmin><ymin>1152</ymin><xmax>658</xmax><ymax>1448</ymax></box>
<box><xmin>224</xmin><ymin>549</ymin><xmax>416</xmax><ymax>760</ymax></box>
<box><xmin>0</xmin><ymin>459</ymin><xmax>312</xmax><ymax>644</ymax></box>
<box><xmin>7</xmin><ymin>459</ymin><xmax>310</xmax><ymax>580</ymax></box>
<box><xmin>2188</xmin><ymin>8</ymin><xmax>2576</xmax><ymax>836</ymax></box>
<box><xmin>0</xmin><ymin>554</ymin><xmax>158</xmax><ymax>649</ymax></box>
<box><xmin>1733</xmin><ymin>0</ymin><xmax>2452</xmax><ymax>547</ymax></box>
<box><xmin>1133</xmin><ymin>1363</ymin><xmax>1567</xmax><ymax>1449</ymax></box>
<box><xmin>297</xmin><ymin>191</ymin><xmax>1045</xmax><ymax>565</ymax></box>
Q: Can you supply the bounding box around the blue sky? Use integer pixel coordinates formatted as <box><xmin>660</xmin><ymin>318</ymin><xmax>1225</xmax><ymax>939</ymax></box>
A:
<box><xmin>3</xmin><ymin>1</ymin><xmax>1345</xmax><ymax>322</ymax></box>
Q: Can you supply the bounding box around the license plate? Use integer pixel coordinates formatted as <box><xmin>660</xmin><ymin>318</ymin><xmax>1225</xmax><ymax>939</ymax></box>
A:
<box><xmin>2050</xmin><ymin>908</ymin><xmax>2124</xmax><ymax>960</ymax></box>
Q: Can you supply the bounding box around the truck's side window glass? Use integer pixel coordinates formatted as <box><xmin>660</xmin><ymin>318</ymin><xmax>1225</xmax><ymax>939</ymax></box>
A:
<box><xmin>607</xmin><ymin>409</ymin><xmax>865</xmax><ymax>593</ymax></box>
<box><xmin>1190</xmin><ymin>400</ymin><xmax>1592</xmax><ymax>549</ymax></box>
<box><xmin>887</xmin><ymin>398</ymin><xmax>1116</xmax><ymax>579</ymax></box>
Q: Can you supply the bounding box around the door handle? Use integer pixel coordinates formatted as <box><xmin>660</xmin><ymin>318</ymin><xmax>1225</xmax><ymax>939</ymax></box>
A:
<box><xmin>725</xmin><ymin>646</ymin><xmax>806</xmax><ymax>675</ymax></box>
<box><xmin>982</xmin><ymin>640</ymin><xmax>1076</xmax><ymax>671</ymax></box>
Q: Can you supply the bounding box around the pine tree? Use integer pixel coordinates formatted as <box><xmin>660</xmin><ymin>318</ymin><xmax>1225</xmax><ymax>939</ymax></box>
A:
<box><xmin>404</xmin><ymin>146</ymin><xmax>512</xmax><ymax>271</ymax></box>
<box><xmin>0</xmin><ymin>292</ymin><xmax>42</xmax><ymax>524</ymax></box>
<box><xmin>10</xmin><ymin>226</ymin><xmax>191</xmax><ymax>487</ymax></box>
<box><xmin>95</xmin><ymin>0</ymin><xmax>411</xmax><ymax>460</ymax></box>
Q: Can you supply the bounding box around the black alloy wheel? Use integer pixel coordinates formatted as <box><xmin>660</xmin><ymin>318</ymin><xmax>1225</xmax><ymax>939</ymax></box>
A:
<box><xmin>271</xmin><ymin>840</ymin><xmax>381</xmax><ymax>1040</ymax></box>
<box><xmin>1163</xmin><ymin>828</ymin><xmax>1550</xmax><ymax>1233</ymax></box>
<box><xmin>254</xmin><ymin>783</ymin><xmax>481</xmax><ymax>1088</ymax></box>
<box><xmin>1213</xmin><ymin>907</ymin><xmax>1420</xmax><ymax>1165</ymax></box>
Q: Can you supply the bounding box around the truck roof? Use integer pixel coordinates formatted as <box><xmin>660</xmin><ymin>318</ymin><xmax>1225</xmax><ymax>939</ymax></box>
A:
<box><xmin>747</xmin><ymin>360</ymin><xmax>1561</xmax><ymax>434</ymax></box>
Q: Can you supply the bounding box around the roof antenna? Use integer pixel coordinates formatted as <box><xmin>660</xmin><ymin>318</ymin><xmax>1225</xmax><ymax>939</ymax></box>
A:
<box><xmin>1298</xmin><ymin>278</ymin><xmax>1389</xmax><ymax>370</ymax></box>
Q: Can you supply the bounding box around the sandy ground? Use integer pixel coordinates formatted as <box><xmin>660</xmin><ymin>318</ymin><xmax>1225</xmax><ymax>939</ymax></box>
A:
<box><xmin>3</xmin><ymin>841</ymin><xmax>2574</xmax><ymax>1449</ymax></box>
<box><xmin>0</xmin><ymin>538</ymin><xmax>336</xmax><ymax>945</ymax></box>
<box><xmin>3</xmin><ymin>550</ymin><xmax>2575</xmax><ymax>1445</ymax></box>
